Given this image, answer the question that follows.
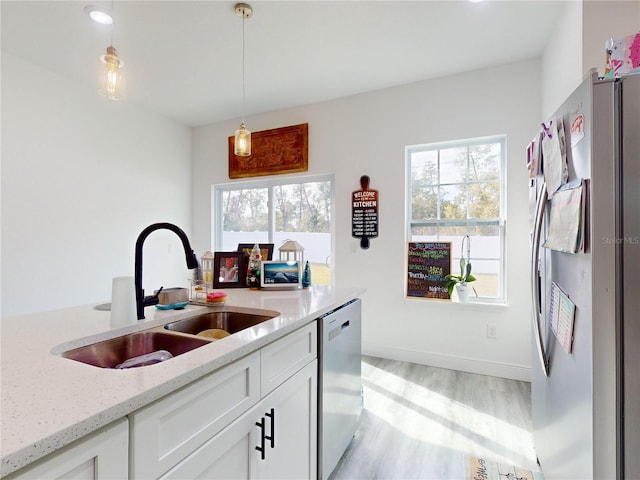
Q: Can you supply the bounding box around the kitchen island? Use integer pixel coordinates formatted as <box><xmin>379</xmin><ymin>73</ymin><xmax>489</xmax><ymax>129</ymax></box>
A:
<box><xmin>1</xmin><ymin>286</ymin><xmax>363</xmax><ymax>478</ymax></box>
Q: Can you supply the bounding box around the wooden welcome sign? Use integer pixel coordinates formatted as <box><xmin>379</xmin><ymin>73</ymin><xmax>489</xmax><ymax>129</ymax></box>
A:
<box><xmin>406</xmin><ymin>242</ymin><xmax>451</xmax><ymax>299</ymax></box>
<box><xmin>352</xmin><ymin>175</ymin><xmax>378</xmax><ymax>249</ymax></box>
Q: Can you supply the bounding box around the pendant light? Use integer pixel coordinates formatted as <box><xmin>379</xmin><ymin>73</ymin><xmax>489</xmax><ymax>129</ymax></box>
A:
<box><xmin>234</xmin><ymin>3</ymin><xmax>252</xmax><ymax>156</ymax></box>
<box><xmin>98</xmin><ymin>0</ymin><xmax>124</xmax><ymax>100</ymax></box>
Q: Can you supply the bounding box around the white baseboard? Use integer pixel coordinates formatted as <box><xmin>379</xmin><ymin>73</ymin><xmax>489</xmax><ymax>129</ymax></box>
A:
<box><xmin>363</xmin><ymin>345</ymin><xmax>531</xmax><ymax>382</ymax></box>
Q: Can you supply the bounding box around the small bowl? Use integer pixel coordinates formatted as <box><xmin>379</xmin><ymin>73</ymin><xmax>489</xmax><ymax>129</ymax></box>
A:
<box><xmin>197</xmin><ymin>328</ymin><xmax>230</xmax><ymax>340</ymax></box>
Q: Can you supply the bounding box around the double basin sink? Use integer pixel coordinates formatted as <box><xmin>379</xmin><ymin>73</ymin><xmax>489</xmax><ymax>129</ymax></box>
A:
<box><xmin>60</xmin><ymin>308</ymin><xmax>279</xmax><ymax>369</ymax></box>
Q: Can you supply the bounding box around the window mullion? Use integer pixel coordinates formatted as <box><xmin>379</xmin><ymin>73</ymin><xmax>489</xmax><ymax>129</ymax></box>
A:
<box><xmin>267</xmin><ymin>187</ymin><xmax>275</xmax><ymax>243</ymax></box>
<box><xmin>436</xmin><ymin>149</ymin><xmax>441</xmax><ymax>239</ymax></box>
<box><xmin>465</xmin><ymin>146</ymin><xmax>470</xmax><ymax>226</ymax></box>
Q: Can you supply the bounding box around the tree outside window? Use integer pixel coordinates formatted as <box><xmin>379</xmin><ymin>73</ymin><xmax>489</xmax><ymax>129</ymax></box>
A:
<box><xmin>407</xmin><ymin>137</ymin><xmax>505</xmax><ymax>301</ymax></box>
<box><xmin>215</xmin><ymin>176</ymin><xmax>333</xmax><ymax>285</ymax></box>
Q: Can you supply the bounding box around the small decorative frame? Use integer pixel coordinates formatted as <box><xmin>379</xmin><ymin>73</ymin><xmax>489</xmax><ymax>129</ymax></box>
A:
<box><xmin>237</xmin><ymin>243</ymin><xmax>274</xmax><ymax>261</ymax></box>
<box><xmin>228</xmin><ymin>123</ymin><xmax>308</xmax><ymax>179</ymax></box>
<box><xmin>213</xmin><ymin>252</ymin><xmax>247</xmax><ymax>288</ymax></box>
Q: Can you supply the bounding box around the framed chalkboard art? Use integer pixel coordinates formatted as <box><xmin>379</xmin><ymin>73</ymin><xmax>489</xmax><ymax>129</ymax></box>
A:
<box><xmin>406</xmin><ymin>242</ymin><xmax>452</xmax><ymax>299</ymax></box>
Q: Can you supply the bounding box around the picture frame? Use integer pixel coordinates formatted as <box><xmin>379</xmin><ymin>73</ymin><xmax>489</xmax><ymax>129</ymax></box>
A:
<box><xmin>237</xmin><ymin>243</ymin><xmax>274</xmax><ymax>261</ymax></box>
<box><xmin>213</xmin><ymin>251</ymin><xmax>247</xmax><ymax>288</ymax></box>
<box><xmin>261</xmin><ymin>260</ymin><xmax>302</xmax><ymax>290</ymax></box>
<box><xmin>228</xmin><ymin>123</ymin><xmax>308</xmax><ymax>179</ymax></box>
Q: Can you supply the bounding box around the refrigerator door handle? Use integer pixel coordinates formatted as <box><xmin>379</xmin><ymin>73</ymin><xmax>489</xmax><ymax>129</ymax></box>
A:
<box><xmin>531</xmin><ymin>182</ymin><xmax>550</xmax><ymax>377</ymax></box>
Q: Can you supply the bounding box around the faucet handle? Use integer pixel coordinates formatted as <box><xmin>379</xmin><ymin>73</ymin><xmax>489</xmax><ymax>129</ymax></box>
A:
<box><xmin>143</xmin><ymin>286</ymin><xmax>163</xmax><ymax>307</ymax></box>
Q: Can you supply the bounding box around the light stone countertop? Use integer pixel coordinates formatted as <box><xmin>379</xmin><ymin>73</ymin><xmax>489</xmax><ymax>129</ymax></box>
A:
<box><xmin>0</xmin><ymin>285</ymin><xmax>363</xmax><ymax>477</ymax></box>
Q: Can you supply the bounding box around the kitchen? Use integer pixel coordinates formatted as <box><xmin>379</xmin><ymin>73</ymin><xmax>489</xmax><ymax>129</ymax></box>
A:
<box><xmin>2</xmin><ymin>1</ymin><xmax>639</xmax><ymax>479</ymax></box>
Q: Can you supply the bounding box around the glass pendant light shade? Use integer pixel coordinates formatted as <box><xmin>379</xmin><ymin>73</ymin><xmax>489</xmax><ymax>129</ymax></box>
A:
<box><xmin>234</xmin><ymin>122</ymin><xmax>251</xmax><ymax>156</ymax></box>
<box><xmin>99</xmin><ymin>46</ymin><xmax>124</xmax><ymax>100</ymax></box>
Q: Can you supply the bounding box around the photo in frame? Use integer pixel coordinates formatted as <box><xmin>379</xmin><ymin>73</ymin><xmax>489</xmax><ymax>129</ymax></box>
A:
<box><xmin>213</xmin><ymin>252</ymin><xmax>247</xmax><ymax>288</ymax></box>
<box><xmin>237</xmin><ymin>243</ymin><xmax>274</xmax><ymax>261</ymax></box>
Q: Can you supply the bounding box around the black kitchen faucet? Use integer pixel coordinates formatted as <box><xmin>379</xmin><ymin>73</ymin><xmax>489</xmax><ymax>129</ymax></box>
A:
<box><xmin>134</xmin><ymin>223</ymin><xmax>199</xmax><ymax>320</ymax></box>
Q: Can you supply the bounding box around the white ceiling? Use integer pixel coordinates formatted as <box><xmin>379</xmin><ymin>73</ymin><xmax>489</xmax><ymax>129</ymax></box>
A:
<box><xmin>1</xmin><ymin>1</ymin><xmax>567</xmax><ymax>127</ymax></box>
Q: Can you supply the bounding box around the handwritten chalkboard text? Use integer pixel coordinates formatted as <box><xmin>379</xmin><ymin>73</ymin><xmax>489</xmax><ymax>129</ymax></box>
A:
<box><xmin>406</xmin><ymin>242</ymin><xmax>452</xmax><ymax>299</ymax></box>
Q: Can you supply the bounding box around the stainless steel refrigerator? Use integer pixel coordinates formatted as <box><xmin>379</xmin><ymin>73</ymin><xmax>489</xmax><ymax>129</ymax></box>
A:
<box><xmin>528</xmin><ymin>70</ymin><xmax>639</xmax><ymax>480</ymax></box>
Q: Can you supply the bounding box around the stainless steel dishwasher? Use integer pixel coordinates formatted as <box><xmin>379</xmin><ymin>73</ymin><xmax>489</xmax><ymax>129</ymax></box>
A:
<box><xmin>318</xmin><ymin>298</ymin><xmax>362</xmax><ymax>480</ymax></box>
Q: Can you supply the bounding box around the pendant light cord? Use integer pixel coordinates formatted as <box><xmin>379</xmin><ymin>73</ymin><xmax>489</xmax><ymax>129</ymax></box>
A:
<box><xmin>241</xmin><ymin>13</ymin><xmax>246</xmax><ymax>122</ymax></box>
<box><xmin>110</xmin><ymin>0</ymin><xmax>114</xmax><ymax>46</ymax></box>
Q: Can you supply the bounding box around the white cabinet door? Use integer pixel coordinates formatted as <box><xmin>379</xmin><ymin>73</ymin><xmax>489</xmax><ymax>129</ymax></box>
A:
<box><xmin>7</xmin><ymin>419</ymin><xmax>128</xmax><ymax>480</ymax></box>
<box><xmin>258</xmin><ymin>359</ymin><xmax>317</xmax><ymax>480</ymax></box>
<box><xmin>130</xmin><ymin>352</ymin><xmax>260</xmax><ymax>479</ymax></box>
<box><xmin>160</xmin><ymin>408</ymin><xmax>260</xmax><ymax>480</ymax></box>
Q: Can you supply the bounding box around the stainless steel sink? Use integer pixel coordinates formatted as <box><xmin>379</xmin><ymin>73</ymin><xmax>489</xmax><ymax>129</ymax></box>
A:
<box><xmin>165</xmin><ymin>310</ymin><xmax>277</xmax><ymax>336</ymax></box>
<box><xmin>60</xmin><ymin>308</ymin><xmax>279</xmax><ymax>369</ymax></box>
<box><xmin>61</xmin><ymin>331</ymin><xmax>211</xmax><ymax>368</ymax></box>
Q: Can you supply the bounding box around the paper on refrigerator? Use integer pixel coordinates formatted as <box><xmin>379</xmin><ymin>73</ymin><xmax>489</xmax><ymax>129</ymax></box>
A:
<box><xmin>543</xmin><ymin>179</ymin><xmax>586</xmax><ymax>254</ymax></box>
<box><xmin>541</xmin><ymin>118</ymin><xmax>568</xmax><ymax>197</ymax></box>
<box><xmin>549</xmin><ymin>282</ymin><xmax>576</xmax><ymax>354</ymax></box>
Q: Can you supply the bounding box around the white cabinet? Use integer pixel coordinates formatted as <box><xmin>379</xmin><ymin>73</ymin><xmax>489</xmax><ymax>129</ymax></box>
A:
<box><xmin>130</xmin><ymin>321</ymin><xmax>318</xmax><ymax>479</ymax></box>
<box><xmin>160</xmin><ymin>360</ymin><xmax>317</xmax><ymax>480</ymax></box>
<box><xmin>130</xmin><ymin>352</ymin><xmax>261</xmax><ymax>479</ymax></box>
<box><xmin>257</xmin><ymin>360</ymin><xmax>317</xmax><ymax>480</ymax></box>
<box><xmin>159</xmin><ymin>403</ymin><xmax>259</xmax><ymax>479</ymax></box>
<box><xmin>6</xmin><ymin>419</ymin><xmax>128</xmax><ymax>480</ymax></box>
<box><xmin>261</xmin><ymin>321</ymin><xmax>317</xmax><ymax>396</ymax></box>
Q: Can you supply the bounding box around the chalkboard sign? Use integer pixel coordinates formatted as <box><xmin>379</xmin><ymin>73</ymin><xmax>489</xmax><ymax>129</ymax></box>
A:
<box><xmin>407</xmin><ymin>242</ymin><xmax>451</xmax><ymax>299</ymax></box>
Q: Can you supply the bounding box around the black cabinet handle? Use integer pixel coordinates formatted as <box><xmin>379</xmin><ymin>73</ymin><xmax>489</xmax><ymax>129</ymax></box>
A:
<box><xmin>265</xmin><ymin>408</ymin><xmax>275</xmax><ymax>448</ymax></box>
<box><xmin>255</xmin><ymin>418</ymin><xmax>266</xmax><ymax>460</ymax></box>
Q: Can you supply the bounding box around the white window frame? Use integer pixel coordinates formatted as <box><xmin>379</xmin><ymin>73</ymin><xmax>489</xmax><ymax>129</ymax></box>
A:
<box><xmin>212</xmin><ymin>173</ymin><xmax>335</xmax><ymax>276</ymax></box>
<box><xmin>405</xmin><ymin>135</ymin><xmax>506</xmax><ymax>304</ymax></box>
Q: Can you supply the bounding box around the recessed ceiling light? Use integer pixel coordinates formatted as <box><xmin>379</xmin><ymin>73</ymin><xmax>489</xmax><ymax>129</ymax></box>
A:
<box><xmin>84</xmin><ymin>5</ymin><xmax>113</xmax><ymax>25</ymax></box>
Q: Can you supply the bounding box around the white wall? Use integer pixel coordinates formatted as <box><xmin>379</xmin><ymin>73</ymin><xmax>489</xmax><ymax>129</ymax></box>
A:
<box><xmin>1</xmin><ymin>53</ymin><xmax>193</xmax><ymax>317</ymax></box>
<box><xmin>542</xmin><ymin>0</ymin><xmax>640</xmax><ymax>119</ymax></box>
<box><xmin>583</xmin><ymin>1</ymin><xmax>640</xmax><ymax>81</ymax></box>
<box><xmin>193</xmin><ymin>59</ymin><xmax>541</xmax><ymax>380</ymax></box>
<box><xmin>541</xmin><ymin>1</ymin><xmax>583</xmax><ymax>119</ymax></box>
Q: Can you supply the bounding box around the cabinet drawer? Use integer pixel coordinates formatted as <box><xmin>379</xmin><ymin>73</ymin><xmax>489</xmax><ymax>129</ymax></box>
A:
<box><xmin>159</xmin><ymin>403</ymin><xmax>260</xmax><ymax>480</ymax></box>
<box><xmin>261</xmin><ymin>322</ymin><xmax>317</xmax><ymax>396</ymax></box>
<box><xmin>129</xmin><ymin>352</ymin><xmax>260</xmax><ymax>479</ymax></box>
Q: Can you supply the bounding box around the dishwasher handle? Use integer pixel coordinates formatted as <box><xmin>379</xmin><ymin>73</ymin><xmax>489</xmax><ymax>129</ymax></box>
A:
<box><xmin>328</xmin><ymin>320</ymin><xmax>351</xmax><ymax>341</ymax></box>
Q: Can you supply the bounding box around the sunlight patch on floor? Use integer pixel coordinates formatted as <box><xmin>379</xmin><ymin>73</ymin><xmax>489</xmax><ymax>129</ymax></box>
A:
<box><xmin>362</xmin><ymin>361</ymin><xmax>537</xmax><ymax>467</ymax></box>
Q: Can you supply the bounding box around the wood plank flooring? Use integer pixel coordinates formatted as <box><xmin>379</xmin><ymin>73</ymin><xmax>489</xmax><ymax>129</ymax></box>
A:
<box><xmin>329</xmin><ymin>356</ymin><xmax>538</xmax><ymax>480</ymax></box>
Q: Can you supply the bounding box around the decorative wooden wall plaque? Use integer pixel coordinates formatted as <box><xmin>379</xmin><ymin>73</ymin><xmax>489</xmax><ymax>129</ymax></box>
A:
<box><xmin>228</xmin><ymin>123</ymin><xmax>308</xmax><ymax>179</ymax></box>
<box><xmin>352</xmin><ymin>175</ymin><xmax>378</xmax><ymax>249</ymax></box>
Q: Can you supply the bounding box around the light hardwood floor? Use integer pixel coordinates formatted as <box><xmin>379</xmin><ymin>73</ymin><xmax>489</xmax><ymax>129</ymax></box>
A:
<box><xmin>329</xmin><ymin>356</ymin><xmax>538</xmax><ymax>480</ymax></box>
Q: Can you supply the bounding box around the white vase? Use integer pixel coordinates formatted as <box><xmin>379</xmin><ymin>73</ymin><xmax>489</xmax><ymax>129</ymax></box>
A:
<box><xmin>455</xmin><ymin>283</ymin><xmax>472</xmax><ymax>303</ymax></box>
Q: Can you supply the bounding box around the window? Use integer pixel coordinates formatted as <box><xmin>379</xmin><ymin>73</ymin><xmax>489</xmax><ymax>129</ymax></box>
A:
<box><xmin>406</xmin><ymin>136</ymin><xmax>505</xmax><ymax>302</ymax></box>
<box><xmin>213</xmin><ymin>175</ymin><xmax>334</xmax><ymax>285</ymax></box>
